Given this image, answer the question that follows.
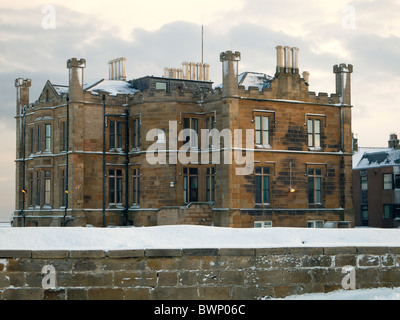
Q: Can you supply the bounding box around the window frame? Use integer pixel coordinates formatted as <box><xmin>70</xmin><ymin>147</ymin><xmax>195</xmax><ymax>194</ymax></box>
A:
<box><xmin>254</xmin><ymin>115</ymin><xmax>270</xmax><ymax>147</ymax></box>
<box><xmin>307</xmin><ymin>118</ymin><xmax>322</xmax><ymax>150</ymax></box>
<box><xmin>255</xmin><ymin>166</ymin><xmax>270</xmax><ymax>205</ymax></box>
<box><xmin>183</xmin><ymin>167</ymin><xmax>199</xmax><ymax>204</ymax></box>
<box><xmin>206</xmin><ymin>167</ymin><xmax>215</xmax><ymax>202</ymax></box>
<box><xmin>132</xmin><ymin>168</ymin><xmax>140</xmax><ymax>206</ymax></box>
<box><xmin>383</xmin><ymin>173</ymin><xmax>393</xmax><ymax>190</ymax></box>
<box><xmin>308</xmin><ymin>168</ymin><xmax>322</xmax><ymax>205</ymax></box>
<box><xmin>254</xmin><ymin>221</ymin><xmax>272</xmax><ymax>228</ymax></box>
<box><xmin>44</xmin><ymin>170</ymin><xmax>51</xmax><ymax>206</ymax></box>
<box><xmin>109</xmin><ymin>169</ymin><xmax>123</xmax><ymax>206</ymax></box>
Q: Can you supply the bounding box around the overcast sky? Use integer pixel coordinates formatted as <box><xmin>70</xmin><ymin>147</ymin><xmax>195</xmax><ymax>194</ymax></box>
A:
<box><xmin>1</xmin><ymin>0</ymin><xmax>400</xmax><ymax>221</ymax></box>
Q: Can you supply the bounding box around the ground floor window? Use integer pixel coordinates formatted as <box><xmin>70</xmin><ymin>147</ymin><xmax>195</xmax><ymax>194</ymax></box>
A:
<box><xmin>109</xmin><ymin>169</ymin><xmax>123</xmax><ymax>205</ymax></box>
<box><xmin>254</xmin><ymin>221</ymin><xmax>272</xmax><ymax>228</ymax></box>
<box><xmin>307</xmin><ymin>220</ymin><xmax>324</xmax><ymax>228</ymax></box>
<box><xmin>183</xmin><ymin>167</ymin><xmax>198</xmax><ymax>204</ymax></box>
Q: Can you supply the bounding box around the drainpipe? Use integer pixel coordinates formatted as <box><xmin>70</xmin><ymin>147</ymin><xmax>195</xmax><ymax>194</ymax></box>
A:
<box><xmin>123</xmin><ymin>108</ymin><xmax>130</xmax><ymax>226</ymax></box>
<box><xmin>102</xmin><ymin>94</ymin><xmax>106</xmax><ymax>227</ymax></box>
<box><xmin>63</xmin><ymin>95</ymin><xmax>69</xmax><ymax>226</ymax></box>
<box><xmin>21</xmin><ymin>106</ymin><xmax>26</xmax><ymax>227</ymax></box>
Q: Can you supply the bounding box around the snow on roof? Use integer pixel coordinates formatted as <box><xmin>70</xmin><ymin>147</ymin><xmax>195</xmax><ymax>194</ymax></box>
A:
<box><xmin>352</xmin><ymin>147</ymin><xmax>392</xmax><ymax>168</ymax></box>
<box><xmin>354</xmin><ymin>148</ymin><xmax>400</xmax><ymax>170</ymax></box>
<box><xmin>52</xmin><ymin>84</ymin><xmax>69</xmax><ymax>95</ymax></box>
<box><xmin>1</xmin><ymin>225</ymin><xmax>400</xmax><ymax>251</ymax></box>
<box><xmin>214</xmin><ymin>71</ymin><xmax>273</xmax><ymax>90</ymax></box>
<box><xmin>238</xmin><ymin>72</ymin><xmax>273</xmax><ymax>90</ymax></box>
<box><xmin>85</xmin><ymin>79</ymin><xmax>140</xmax><ymax>96</ymax></box>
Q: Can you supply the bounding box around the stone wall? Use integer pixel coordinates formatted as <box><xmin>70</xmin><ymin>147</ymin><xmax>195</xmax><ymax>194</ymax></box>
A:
<box><xmin>1</xmin><ymin>246</ymin><xmax>399</xmax><ymax>300</ymax></box>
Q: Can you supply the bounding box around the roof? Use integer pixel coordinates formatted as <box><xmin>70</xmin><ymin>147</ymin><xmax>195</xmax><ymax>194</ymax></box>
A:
<box><xmin>352</xmin><ymin>147</ymin><xmax>392</xmax><ymax>168</ymax></box>
<box><xmin>84</xmin><ymin>79</ymin><xmax>140</xmax><ymax>96</ymax></box>
<box><xmin>214</xmin><ymin>71</ymin><xmax>273</xmax><ymax>90</ymax></box>
<box><xmin>238</xmin><ymin>72</ymin><xmax>273</xmax><ymax>90</ymax></box>
<box><xmin>354</xmin><ymin>148</ymin><xmax>400</xmax><ymax>170</ymax></box>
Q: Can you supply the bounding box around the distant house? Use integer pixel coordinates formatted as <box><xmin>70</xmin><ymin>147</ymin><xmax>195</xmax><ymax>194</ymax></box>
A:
<box><xmin>353</xmin><ymin>134</ymin><xmax>400</xmax><ymax>228</ymax></box>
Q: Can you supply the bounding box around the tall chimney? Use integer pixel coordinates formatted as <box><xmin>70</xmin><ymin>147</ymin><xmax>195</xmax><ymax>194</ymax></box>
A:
<box><xmin>67</xmin><ymin>58</ymin><xmax>86</xmax><ymax>102</ymax></box>
<box><xmin>108</xmin><ymin>57</ymin><xmax>126</xmax><ymax>80</ymax></box>
<box><xmin>190</xmin><ymin>62</ymin><xmax>196</xmax><ymax>80</ymax></box>
<box><xmin>333</xmin><ymin>63</ymin><xmax>353</xmax><ymax>105</ymax></box>
<box><xmin>275</xmin><ymin>45</ymin><xmax>284</xmax><ymax>72</ymax></box>
<box><xmin>291</xmin><ymin>47</ymin><xmax>299</xmax><ymax>72</ymax></box>
<box><xmin>284</xmin><ymin>46</ymin><xmax>292</xmax><ymax>72</ymax></box>
<box><xmin>302</xmin><ymin>71</ymin><xmax>310</xmax><ymax>84</ymax></box>
<box><xmin>220</xmin><ymin>50</ymin><xmax>241</xmax><ymax>96</ymax></box>
<box><xmin>204</xmin><ymin>63</ymin><xmax>210</xmax><ymax>81</ymax></box>
<box><xmin>182</xmin><ymin>62</ymin><xmax>190</xmax><ymax>80</ymax></box>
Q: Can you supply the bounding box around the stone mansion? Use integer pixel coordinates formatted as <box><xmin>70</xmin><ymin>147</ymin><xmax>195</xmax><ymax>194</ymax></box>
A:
<box><xmin>14</xmin><ymin>45</ymin><xmax>354</xmax><ymax>227</ymax></box>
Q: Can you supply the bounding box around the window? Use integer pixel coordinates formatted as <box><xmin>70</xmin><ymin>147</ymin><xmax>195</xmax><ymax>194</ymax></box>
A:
<box><xmin>28</xmin><ymin>173</ymin><xmax>33</xmax><ymax>207</ymax></box>
<box><xmin>183</xmin><ymin>167</ymin><xmax>198</xmax><ymax>204</ymax></box>
<box><xmin>254</xmin><ymin>221</ymin><xmax>272</xmax><ymax>228</ymax></box>
<box><xmin>36</xmin><ymin>125</ymin><xmax>41</xmax><ymax>152</ymax></box>
<box><xmin>307</xmin><ymin>220</ymin><xmax>324</xmax><ymax>228</ymax></box>
<box><xmin>308</xmin><ymin>168</ymin><xmax>322</xmax><ymax>204</ymax></box>
<box><xmin>307</xmin><ymin>119</ymin><xmax>321</xmax><ymax>149</ymax></box>
<box><xmin>361</xmin><ymin>175</ymin><xmax>368</xmax><ymax>204</ymax></box>
<box><xmin>60</xmin><ymin>121</ymin><xmax>67</xmax><ymax>152</ymax></box>
<box><xmin>384</xmin><ymin>204</ymin><xmax>393</xmax><ymax>219</ymax></box>
<box><xmin>156</xmin><ymin>82</ymin><xmax>167</xmax><ymax>90</ymax></box>
<box><xmin>132</xmin><ymin>168</ymin><xmax>140</xmax><ymax>206</ymax></box>
<box><xmin>395</xmin><ymin>206</ymin><xmax>400</xmax><ymax>219</ymax></box>
<box><xmin>255</xmin><ymin>167</ymin><xmax>270</xmax><ymax>204</ymax></box>
<box><xmin>183</xmin><ymin>117</ymin><xmax>199</xmax><ymax>148</ymax></box>
<box><xmin>395</xmin><ymin>174</ymin><xmax>400</xmax><ymax>189</ymax></box>
<box><xmin>255</xmin><ymin>115</ymin><xmax>270</xmax><ymax>146</ymax></box>
<box><xmin>206</xmin><ymin>167</ymin><xmax>215</xmax><ymax>202</ymax></box>
<box><xmin>205</xmin><ymin>116</ymin><xmax>215</xmax><ymax>149</ymax></box>
<box><xmin>361</xmin><ymin>205</ymin><xmax>368</xmax><ymax>224</ymax></box>
<box><xmin>29</xmin><ymin>128</ymin><xmax>34</xmax><ymax>154</ymax></box>
<box><xmin>36</xmin><ymin>171</ymin><xmax>41</xmax><ymax>207</ymax></box>
<box><xmin>132</xmin><ymin>118</ymin><xmax>140</xmax><ymax>149</ymax></box>
<box><xmin>110</xmin><ymin>121</ymin><xmax>123</xmax><ymax>150</ymax></box>
<box><xmin>45</xmin><ymin>124</ymin><xmax>51</xmax><ymax>151</ymax></box>
<box><xmin>383</xmin><ymin>174</ymin><xmax>393</xmax><ymax>190</ymax></box>
<box><xmin>109</xmin><ymin>169</ymin><xmax>123</xmax><ymax>205</ymax></box>
<box><xmin>44</xmin><ymin>171</ymin><xmax>51</xmax><ymax>206</ymax></box>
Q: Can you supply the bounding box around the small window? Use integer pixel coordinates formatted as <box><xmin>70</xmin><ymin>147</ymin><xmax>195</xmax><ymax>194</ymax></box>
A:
<box><xmin>255</xmin><ymin>166</ymin><xmax>270</xmax><ymax>204</ymax></box>
<box><xmin>307</xmin><ymin>119</ymin><xmax>321</xmax><ymax>149</ymax></box>
<box><xmin>384</xmin><ymin>204</ymin><xmax>393</xmax><ymax>219</ymax></box>
<box><xmin>109</xmin><ymin>169</ymin><xmax>123</xmax><ymax>205</ymax></box>
<box><xmin>156</xmin><ymin>82</ymin><xmax>167</xmax><ymax>90</ymax></box>
<box><xmin>361</xmin><ymin>205</ymin><xmax>368</xmax><ymax>221</ymax></box>
<box><xmin>132</xmin><ymin>118</ymin><xmax>140</xmax><ymax>149</ymax></box>
<box><xmin>254</xmin><ymin>221</ymin><xmax>272</xmax><ymax>228</ymax></box>
<box><xmin>383</xmin><ymin>174</ymin><xmax>393</xmax><ymax>190</ymax></box>
<box><xmin>255</xmin><ymin>115</ymin><xmax>270</xmax><ymax>146</ymax></box>
<box><xmin>132</xmin><ymin>168</ymin><xmax>140</xmax><ymax>206</ymax></box>
<box><xmin>206</xmin><ymin>167</ymin><xmax>215</xmax><ymax>202</ymax></box>
<box><xmin>395</xmin><ymin>174</ymin><xmax>400</xmax><ymax>189</ymax></box>
<box><xmin>44</xmin><ymin>171</ymin><xmax>51</xmax><ymax>206</ymax></box>
<box><xmin>45</xmin><ymin>124</ymin><xmax>51</xmax><ymax>151</ymax></box>
<box><xmin>307</xmin><ymin>220</ymin><xmax>324</xmax><ymax>228</ymax></box>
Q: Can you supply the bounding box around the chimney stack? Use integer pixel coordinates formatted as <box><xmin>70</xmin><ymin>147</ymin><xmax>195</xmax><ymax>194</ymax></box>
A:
<box><xmin>284</xmin><ymin>46</ymin><xmax>292</xmax><ymax>71</ymax></box>
<box><xmin>302</xmin><ymin>71</ymin><xmax>310</xmax><ymax>85</ymax></box>
<box><xmin>108</xmin><ymin>57</ymin><xmax>127</xmax><ymax>81</ymax></box>
<box><xmin>291</xmin><ymin>47</ymin><xmax>299</xmax><ymax>72</ymax></box>
<box><xmin>388</xmin><ymin>133</ymin><xmax>400</xmax><ymax>149</ymax></box>
<box><xmin>275</xmin><ymin>46</ymin><xmax>284</xmax><ymax>72</ymax></box>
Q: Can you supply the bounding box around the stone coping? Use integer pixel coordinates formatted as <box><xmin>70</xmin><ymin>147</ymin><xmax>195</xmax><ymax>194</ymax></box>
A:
<box><xmin>1</xmin><ymin>246</ymin><xmax>399</xmax><ymax>258</ymax></box>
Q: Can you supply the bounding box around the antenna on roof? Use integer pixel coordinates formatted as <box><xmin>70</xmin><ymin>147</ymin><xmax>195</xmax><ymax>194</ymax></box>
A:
<box><xmin>201</xmin><ymin>18</ymin><xmax>204</xmax><ymax>64</ymax></box>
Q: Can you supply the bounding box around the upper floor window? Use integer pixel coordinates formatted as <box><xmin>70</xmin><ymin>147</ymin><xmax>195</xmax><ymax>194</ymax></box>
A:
<box><xmin>307</xmin><ymin>119</ymin><xmax>321</xmax><ymax>149</ymax></box>
<box><xmin>44</xmin><ymin>170</ymin><xmax>51</xmax><ymax>206</ymax></box>
<box><xmin>110</xmin><ymin>120</ymin><xmax>123</xmax><ymax>150</ymax></box>
<box><xmin>60</xmin><ymin>121</ymin><xmax>67</xmax><ymax>152</ymax></box>
<box><xmin>205</xmin><ymin>116</ymin><xmax>215</xmax><ymax>149</ymax></box>
<box><xmin>383</xmin><ymin>173</ymin><xmax>393</xmax><ymax>190</ymax></box>
<box><xmin>45</xmin><ymin>124</ymin><xmax>51</xmax><ymax>151</ymax></box>
<box><xmin>255</xmin><ymin>115</ymin><xmax>270</xmax><ymax>147</ymax></box>
<box><xmin>360</xmin><ymin>174</ymin><xmax>368</xmax><ymax>204</ymax></box>
<box><xmin>132</xmin><ymin>118</ymin><xmax>140</xmax><ymax>149</ymax></box>
<box><xmin>183</xmin><ymin>117</ymin><xmax>199</xmax><ymax>148</ymax></box>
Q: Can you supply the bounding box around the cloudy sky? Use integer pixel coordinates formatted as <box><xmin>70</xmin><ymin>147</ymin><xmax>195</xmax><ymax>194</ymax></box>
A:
<box><xmin>0</xmin><ymin>0</ymin><xmax>400</xmax><ymax>221</ymax></box>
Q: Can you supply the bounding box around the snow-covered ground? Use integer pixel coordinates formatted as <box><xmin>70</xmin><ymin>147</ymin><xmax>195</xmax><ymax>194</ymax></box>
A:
<box><xmin>1</xmin><ymin>225</ymin><xmax>400</xmax><ymax>250</ymax></box>
<box><xmin>1</xmin><ymin>225</ymin><xmax>400</xmax><ymax>299</ymax></box>
<box><xmin>274</xmin><ymin>287</ymin><xmax>400</xmax><ymax>300</ymax></box>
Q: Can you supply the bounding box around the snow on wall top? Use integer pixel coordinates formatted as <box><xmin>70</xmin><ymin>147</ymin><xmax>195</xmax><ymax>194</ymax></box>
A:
<box><xmin>1</xmin><ymin>225</ymin><xmax>400</xmax><ymax>251</ymax></box>
<box><xmin>85</xmin><ymin>79</ymin><xmax>140</xmax><ymax>96</ymax></box>
<box><xmin>354</xmin><ymin>148</ymin><xmax>400</xmax><ymax>169</ymax></box>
